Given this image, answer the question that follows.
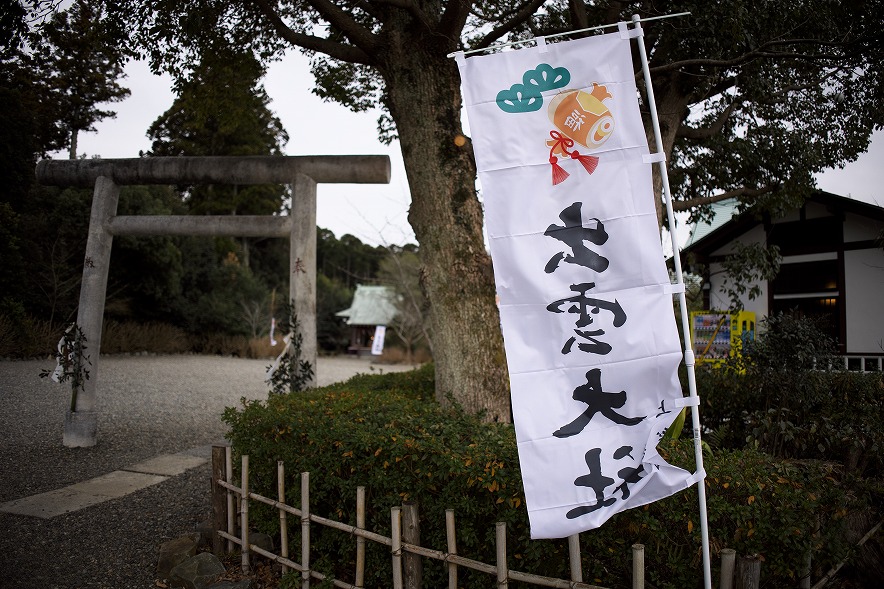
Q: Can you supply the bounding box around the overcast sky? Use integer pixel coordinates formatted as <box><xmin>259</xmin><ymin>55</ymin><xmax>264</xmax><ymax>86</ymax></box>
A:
<box><xmin>64</xmin><ymin>50</ymin><xmax>883</xmax><ymax>249</ymax></box>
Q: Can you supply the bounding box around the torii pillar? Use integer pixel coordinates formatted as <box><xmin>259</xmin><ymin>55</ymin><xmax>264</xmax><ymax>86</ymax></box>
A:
<box><xmin>35</xmin><ymin>156</ymin><xmax>390</xmax><ymax>447</ymax></box>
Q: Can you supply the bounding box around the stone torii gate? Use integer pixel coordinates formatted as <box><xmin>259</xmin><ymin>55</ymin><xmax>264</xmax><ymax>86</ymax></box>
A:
<box><xmin>35</xmin><ymin>155</ymin><xmax>391</xmax><ymax>447</ymax></box>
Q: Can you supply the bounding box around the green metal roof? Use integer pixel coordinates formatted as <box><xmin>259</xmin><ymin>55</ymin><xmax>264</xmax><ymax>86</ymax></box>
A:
<box><xmin>684</xmin><ymin>198</ymin><xmax>740</xmax><ymax>248</ymax></box>
<box><xmin>335</xmin><ymin>284</ymin><xmax>398</xmax><ymax>326</ymax></box>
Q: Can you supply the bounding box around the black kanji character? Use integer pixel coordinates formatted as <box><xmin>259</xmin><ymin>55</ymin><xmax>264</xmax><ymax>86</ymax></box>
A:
<box><xmin>566</xmin><ymin>448</ymin><xmax>617</xmax><ymax>519</ymax></box>
<box><xmin>547</xmin><ymin>282</ymin><xmax>626</xmax><ymax>328</ymax></box>
<box><xmin>553</xmin><ymin>368</ymin><xmax>645</xmax><ymax>438</ymax></box>
<box><xmin>545</xmin><ymin>202</ymin><xmax>609</xmax><ymax>273</ymax></box>
<box><xmin>613</xmin><ymin>446</ymin><xmax>646</xmax><ymax>500</ymax></box>
<box><xmin>656</xmin><ymin>399</ymin><xmax>673</xmax><ymax>417</ymax></box>
<box><xmin>561</xmin><ymin>328</ymin><xmax>612</xmax><ymax>355</ymax></box>
<box><xmin>549</xmin><ymin>284</ymin><xmax>626</xmax><ymax>356</ymax></box>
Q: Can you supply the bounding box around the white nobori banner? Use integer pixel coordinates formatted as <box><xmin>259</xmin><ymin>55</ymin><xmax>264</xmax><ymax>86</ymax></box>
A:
<box><xmin>457</xmin><ymin>31</ymin><xmax>697</xmax><ymax>539</ymax></box>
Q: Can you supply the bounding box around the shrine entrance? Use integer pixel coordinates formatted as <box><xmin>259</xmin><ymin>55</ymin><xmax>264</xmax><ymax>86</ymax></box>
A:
<box><xmin>35</xmin><ymin>155</ymin><xmax>390</xmax><ymax>447</ymax></box>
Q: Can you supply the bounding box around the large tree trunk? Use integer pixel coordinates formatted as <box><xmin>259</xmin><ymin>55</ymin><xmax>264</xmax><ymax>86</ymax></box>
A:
<box><xmin>381</xmin><ymin>46</ymin><xmax>511</xmax><ymax>423</ymax></box>
<box><xmin>69</xmin><ymin>129</ymin><xmax>79</xmax><ymax>160</ymax></box>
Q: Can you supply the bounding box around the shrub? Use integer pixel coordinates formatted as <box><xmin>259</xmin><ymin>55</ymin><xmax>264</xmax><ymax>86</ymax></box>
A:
<box><xmin>101</xmin><ymin>320</ymin><xmax>191</xmax><ymax>354</ymax></box>
<box><xmin>0</xmin><ymin>311</ymin><xmax>59</xmax><ymax>358</ymax></box>
<box><xmin>694</xmin><ymin>312</ymin><xmax>884</xmax><ymax>476</ymax></box>
<box><xmin>222</xmin><ymin>365</ymin><xmax>876</xmax><ymax>588</ymax></box>
<box><xmin>192</xmin><ymin>333</ymin><xmax>252</xmax><ymax>357</ymax></box>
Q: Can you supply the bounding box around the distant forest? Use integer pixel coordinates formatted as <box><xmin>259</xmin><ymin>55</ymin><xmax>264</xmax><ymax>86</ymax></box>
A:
<box><xmin>0</xmin><ymin>174</ymin><xmax>401</xmax><ymax>353</ymax></box>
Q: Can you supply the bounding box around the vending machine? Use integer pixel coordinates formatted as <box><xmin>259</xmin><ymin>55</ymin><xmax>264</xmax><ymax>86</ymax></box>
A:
<box><xmin>689</xmin><ymin>311</ymin><xmax>756</xmax><ymax>367</ymax></box>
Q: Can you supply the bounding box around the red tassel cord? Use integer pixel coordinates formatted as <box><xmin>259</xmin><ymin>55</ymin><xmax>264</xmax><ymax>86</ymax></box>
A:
<box><xmin>570</xmin><ymin>150</ymin><xmax>599</xmax><ymax>175</ymax></box>
<box><xmin>547</xmin><ymin>131</ymin><xmax>574</xmax><ymax>186</ymax></box>
<box><xmin>546</xmin><ymin>130</ymin><xmax>600</xmax><ymax>185</ymax></box>
<box><xmin>550</xmin><ymin>155</ymin><xmax>570</xmax><ymax>185</ymax></box>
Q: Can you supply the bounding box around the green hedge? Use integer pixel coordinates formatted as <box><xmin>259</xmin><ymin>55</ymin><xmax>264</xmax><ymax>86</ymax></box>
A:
<box><xmin>695</xmin><ymin>364</ymin><xmax>883</xmax><ymax>475</ymax></box>
<box><xmin>223</xmin><ymin>364</ymin><xmax>876</xmax><ymax>588</ymax></box>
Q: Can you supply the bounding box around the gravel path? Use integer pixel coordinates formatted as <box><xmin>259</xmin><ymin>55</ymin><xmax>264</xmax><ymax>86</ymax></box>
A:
<box><xmin>0</xmin><ymin>355</ymin><xmax>418</xmax><ymax>589</ymax></box>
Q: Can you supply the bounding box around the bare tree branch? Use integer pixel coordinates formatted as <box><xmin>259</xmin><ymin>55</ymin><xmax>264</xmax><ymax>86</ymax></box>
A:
<box><xmin>568</xmin><ymin>0</ymin><xmax>588</xmax><ymax>30</ymax></box>
<box><xmin>248</xmin><ymin>0</ymin><xmax>374</xmax><ymax>64</ymax></box>
<box><xmin>604</xmin><ymin>0</ymin><xmax>628</xmax><ymax>25</ymax></box>
<box><xmin>348</xmin><ymin>0</ymin><xmax>383</xmax><ymax>19</ymax></box>
<box><xmin>674</xmin><ymin>185</ymin><xmax>776</xmax><ymax>212</ymax></box>
<box><xmin>438</xmin><ymin>0</ymin><xmax>472</xmax><ymax>42</ymax></box>
<box><xmin>370</xmin><ymin>0</ymin><xmax>435</xmax><ymax>29</ymax></box>
<box><xmin>474</xmin><ymin>0</ymin><xmax>546</xmax><ymax>50</ymax></box>
<box><xmin>695</xmin><ymin>76</ymin><xmax>738</xmax><ymax>104</ymax></box>
<box><xmin>652</xmin><ymin>37</ymin><xmax>855</xmax><ymax>76</ymax></box>
<box><xmin>677</xmin><ymin>100</ymin><xmax>737</xmax><ymax>140</ymax></box>
<box><xmin>470</xmin><ymin>0</ymin><xmax>536</xmax><ymax>23</ymax></box>
<box><xmin>306</xmin><ymin>0</ymin><xmax>380</xmax><ymax>54</ymax></box>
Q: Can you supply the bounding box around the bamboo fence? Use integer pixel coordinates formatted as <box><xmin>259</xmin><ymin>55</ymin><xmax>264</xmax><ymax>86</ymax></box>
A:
<box><xmin>211</xmin><ymin>445</ymin><xmax>750</xmax><ymax>589</ymax></box>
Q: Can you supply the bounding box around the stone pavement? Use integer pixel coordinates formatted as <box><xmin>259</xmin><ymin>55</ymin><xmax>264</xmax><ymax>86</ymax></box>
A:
<box><xmin>0</xmin><ymin>354</ymin><xmax>420</xmax><ymax>588</ymax></box>
<box><xmin>0</xmin><ymin>446</ymin><xmax>210</xmax><ymax>519</ymax></box>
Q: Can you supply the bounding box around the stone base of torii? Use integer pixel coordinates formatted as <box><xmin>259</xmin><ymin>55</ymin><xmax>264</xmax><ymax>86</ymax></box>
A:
<box><xmin>35</xmin><ymin>155</ymin><xmax>390</xmax><ymax>447</ymax></box>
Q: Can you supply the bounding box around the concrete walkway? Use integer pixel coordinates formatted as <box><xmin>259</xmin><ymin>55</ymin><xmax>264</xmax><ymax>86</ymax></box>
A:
<box><xmin>0</xmin><ymin>446</ymin><xmax>210</xmax><ymax>519</ymax></box>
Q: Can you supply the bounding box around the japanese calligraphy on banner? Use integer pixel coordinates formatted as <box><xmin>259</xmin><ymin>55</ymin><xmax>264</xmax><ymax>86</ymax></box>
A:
<box><xmin>457</xmin><ymin>31</ymin><xmax>697</xmax><ymax>539</ymax></box>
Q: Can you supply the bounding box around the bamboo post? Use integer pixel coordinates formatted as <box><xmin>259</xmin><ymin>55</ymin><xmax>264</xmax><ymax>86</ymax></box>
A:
<box><xmin>811</xmin><ymin>519</ymin><xmax>882</xmax><ymax>589</ymax></box>
<box><xmin>301</xmin><ymin>472</ymin><xmax>311</xmax><ymax>589</ymax></box>
<box><xmin>225</xmin><ymin>446</ymin><xmax>235</xmax><ymax>553</ymax></box>
<box><xmin>241</xmin><ymin>455</ymin><xmax>250</xmax><ymax>574</ymax></box>
<box><xmin>568</xmin><ymin>534</ymin><xmax>583</xmax><ymax>582</ymax></box>
<box><xmin>720</xmin><ymin>548</ymin><xmax>736</xmax><ymax>589</ymax></box>
<box><xmin>278</xmin><ymin>461</ymin><xmax>289</xmax><ymax>575</ymax></box>
<box><xmin>736</xmin><ymin>555</ymin><xmax>761</xmax><ymax>589</ymax></box>
<box><xmin>496</xmin><ymin>522</ymin><xmax>507</xmax><ymax>588</ymax></box>
<box><xmin>801</xmin><ymin>550</ymin><xmax>812</xmax><ymax>588</ymax></box>
<box><xmin>632</xmin><ymin>544</ymin><xmax>645</xmax><ymax>589</ymax></box>
<box><xmin>356</xmin><ymin>486</ymin><xmax>366</xmax><ymax>588</ymax></box>
<box><xmin>392</xmin><ymin>507</ymin><xmax>403</xmax><ymax>589</ymax></box>
<box><xmin>800</xmin><ymin>515</ymin><xmax>820</xmax><ymax>589</ymax></box>
<box><xmin>402</xmin><ymin>501</ymin><xmax>422</xmax><ymax>589</ymax></box>
<box><xmin>446</xmin><ymin>510</ymin><xmax>457</xmax><ymax>589</ymax></box>
<box><xmin>211</xmin><ymin>446</ymin><xmax>227</xmax><ymax>556</ymax></box>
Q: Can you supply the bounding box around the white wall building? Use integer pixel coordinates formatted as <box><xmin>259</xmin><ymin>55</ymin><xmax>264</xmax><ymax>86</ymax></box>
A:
<box><xmin>681</xmin><ymin>192</ymin><xmax>884</xmax><ymax>371</ymax></box>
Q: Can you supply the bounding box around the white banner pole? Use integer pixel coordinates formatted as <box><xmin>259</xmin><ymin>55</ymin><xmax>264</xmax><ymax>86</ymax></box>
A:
<box><xmin>630</xmin><ymin>14</ymin><xmax>712</xmax><ymax>589</ymax></box>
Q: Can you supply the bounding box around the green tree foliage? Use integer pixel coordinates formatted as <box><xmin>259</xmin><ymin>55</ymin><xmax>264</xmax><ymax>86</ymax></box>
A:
<box><xmin>697</xmin><ymin>312</ymin><xmax>883</xmax><ymax>477</ymax></box>
<box><xmin>30</xmin><ymin>0</ymin><xmax>130</xmax><ymax>159</ymax></box>
<box><xmin>146</xmin><ymin>44</ymin><xmax>288</xmax><ymax>217</ymax></box>
<box><xmin>15</xmin><ymin>186</ymin><xmax>93</xmax><ymax>324</ymax></box>
<box><xmin>106</xmin><ymin>185</ymin><xmax>188</xmax><ymax>321</ymax></box>
<box><xmin>717</xmin><ymin>241</ymin><xmax>782</xmax><ymax>311</ymax></box>
<box><xmin>1</xmin><ymin>5</ymin><xmax>400</xmax><ymax>351</ymax></box>
<box><xmin>0</xmin><ymin>1</ymin><xmax>31</xmax><ymax>54</ymax></box>
<box><xmin>316</xmin><ymin>273</ymin><xmax>352</xmax><ymax>353</ymax></box>
<box><xmin>316</xmin><ymin>228</ymin><xmax>385</xmax><ymax>289</ymax></box>
<box><xmin>0</xmin><ymin>82</ymin><xmax>37</xmax><ymax>309</ymax></box>
<box><xmin>97</xmin><ymin>0</ymin><xmax>884</xmax><ymax>421</ymax></box>
<box><xmin>143</xmin><ymin>43</ymin><xmax>292</xmax><ymax>335</ymax></box>
<box><xmin>0</xmin><ymin>1</ymin><xmax>60</xmax><ymax>58</ymax></box>
<box><xmin>266</xmin><ymin>306</ymin><xmax>314</xmax><ymax>395</ymax></box>
<box><xmin>0</xmin><ymin>42</ymin><xmax>66</xmax><ymax>161</ymax></box>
